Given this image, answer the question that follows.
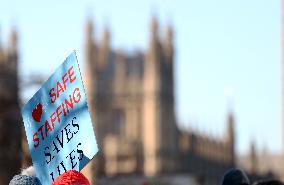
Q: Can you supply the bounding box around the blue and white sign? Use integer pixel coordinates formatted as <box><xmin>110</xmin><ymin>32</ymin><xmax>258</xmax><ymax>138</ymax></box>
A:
<box><xmin>22</xmin><ymin>51</ymin><xmax>98</xmax><ymax>185</ymax></box>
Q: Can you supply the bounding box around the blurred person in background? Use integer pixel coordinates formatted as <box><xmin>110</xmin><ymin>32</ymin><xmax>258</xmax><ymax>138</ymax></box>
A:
<box><xmin>221</xmin><ymin>168</ymin><xmax>250</xmax><ymax>185</ymax></box>
<box><xmin>9</xmin><ymin>166</ymin><xmax>41</xmax><ymax>185</ymax></box>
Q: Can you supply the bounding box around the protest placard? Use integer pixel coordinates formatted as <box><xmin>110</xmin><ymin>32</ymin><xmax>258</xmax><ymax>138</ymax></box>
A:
<box><xmin>22</xmin><ymin>51</ymin><xmax>98</xmax><ymax>185</ymax></box>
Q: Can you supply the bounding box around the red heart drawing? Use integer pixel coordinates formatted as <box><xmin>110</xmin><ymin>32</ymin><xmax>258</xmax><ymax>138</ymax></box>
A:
<box><xmin>32</xmin><ymin>103</ymin><xmax>42</xmax><ymax>122</ymax></box>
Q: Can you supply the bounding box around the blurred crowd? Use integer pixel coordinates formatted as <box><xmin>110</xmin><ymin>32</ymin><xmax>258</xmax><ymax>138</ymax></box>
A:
<box><xmin>7</xmin><ymin>166</ymin><xmax>284</xmax><ymax>185</ymax></box>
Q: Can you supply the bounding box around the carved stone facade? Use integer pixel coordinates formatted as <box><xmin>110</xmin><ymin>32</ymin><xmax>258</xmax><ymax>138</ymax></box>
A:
<box><xmin>85</xmin><ymin>17</ymin><xmax>235</xmax><ymax>184</ymax></box>
<box><xmin>0</xmin><ymin>29</ymin><xmax>22</xmax><ymax>184</ymax></box>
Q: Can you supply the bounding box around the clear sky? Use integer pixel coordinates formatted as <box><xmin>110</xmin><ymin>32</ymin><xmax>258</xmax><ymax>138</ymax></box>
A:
<box><xmin>0</xmin><ymin>0</ymin><xmax>281</xmax><ymax>154</ymax></box>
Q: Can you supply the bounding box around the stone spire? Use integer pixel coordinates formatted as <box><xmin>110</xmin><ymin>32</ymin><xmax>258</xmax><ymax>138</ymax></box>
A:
<box><xmin>164</xmin><ymin>24</ymin><xmax>174</xmax><ymax>64</ymax></box>
<box><xmin>86</xmin><ymin>18</ymin><xmax>94</xmax><ymax>46</ymax></box>
<box><xmin>9</xmin><ymin>28</ymin><xmax>18</xmax><ymax>54</ymax></box>
<box><xmin>85</xmin><ymin>17</ymin><xmax>94</xmax><ymax>70</ymax></box>
<box><xmin>151</xmin><ymin>16</ymin><xmax>158</xmax><ymax>36</ymax></box>
<box><xmin>0</xmin><ymin>28</ymin><xmax>4</xmax><ymax>62</ymax></box>
<box><xmin>165</xmin><ymin>25</ymin><xmax>173</xmax><ymax>47</ymax></box>
<box><xmin>250</xmin><ymin>141</ymin><xmax>257</xmax><ymax>174</ymax></box>
<box><xmin>147</xmin><ymin>15</ymin><xmax>160</xmax><ymax>69</ymax></box>
<box><xmin>226</xmin><ymin>110</ymin><xmax>235</xmax><ymax>165</ymax></box>
<box><xmin>150</xmin><ymin>15</ymin><xmax>158</xmax><ymax>46</ymax></box>
<box><xmin>97</xmin><ymin>26</ymin><xmax>110</xmax><ymax>69</ymax></box>
<box><xmin>102</xmin><ymin>26</ymin><xmax>110</xmax><ymax>50</ymax></box>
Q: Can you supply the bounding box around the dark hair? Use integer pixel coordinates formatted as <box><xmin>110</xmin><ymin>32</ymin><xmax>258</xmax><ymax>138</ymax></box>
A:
<box><xmin>221</xmin><ymin>168</ymin><xmax>250</xmax><ymax>185</ymax></box>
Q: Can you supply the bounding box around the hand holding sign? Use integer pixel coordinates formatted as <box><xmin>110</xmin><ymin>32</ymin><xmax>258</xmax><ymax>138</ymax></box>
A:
<box><xmin>22</xmin><ymin>51</ymin><xmax>98</xmax><ymax>185</ymax></box>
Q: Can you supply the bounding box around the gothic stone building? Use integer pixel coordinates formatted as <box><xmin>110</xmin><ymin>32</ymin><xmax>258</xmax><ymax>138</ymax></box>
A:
<box><xmin>0</xmin><ymin>19</ymin><xmax>235</xmax><ymax>185</ymax></box>
<box><xmin>0</xmin><ymin>29</ymin><xmax>22</xmax><ymax>184</ymax></box>
<box><xmin>84</xmin><ymin>17</ymin><xmax>235</xmax><ymax>185</ymax></box>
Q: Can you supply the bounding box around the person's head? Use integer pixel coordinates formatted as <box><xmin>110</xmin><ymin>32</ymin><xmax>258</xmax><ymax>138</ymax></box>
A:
<box><xmin>52</xmin><ymin>170</ymin><xmax>90</xmax><ymax>185</ymax></box>
<box><xmin>9</xmin><ymin>166</ymin><xmax>42</xmax><ymax>185</ymax></box>
<box><xmin>221</xmin><ymin>168</ymin><xmax>250</xmax><ymax>185</ymax></box>
<box><xmin>253</xmin><ymin>179</ymin><xmax>283</xmax><ymax>185</ymax></box>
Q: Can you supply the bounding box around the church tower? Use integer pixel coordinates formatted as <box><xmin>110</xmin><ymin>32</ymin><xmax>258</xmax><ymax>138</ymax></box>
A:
<box><xmin>84</xmin><ymin>17</ymin><xmax>114</xmax><ymax>177</ymax></box>
<box><xmin>0</xmin><ymin>28</ymin><xmax>22</xmax><ymax>184</ymax></box>
<box><xmin>142</xmin><ymin>16</ymin><xmax>178</xmax><ymax>176</ymax></box>
<box><xmin>82</xmin><ymin>18</ymin><xmax>96</xmax><ymax>184</ymax></box>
